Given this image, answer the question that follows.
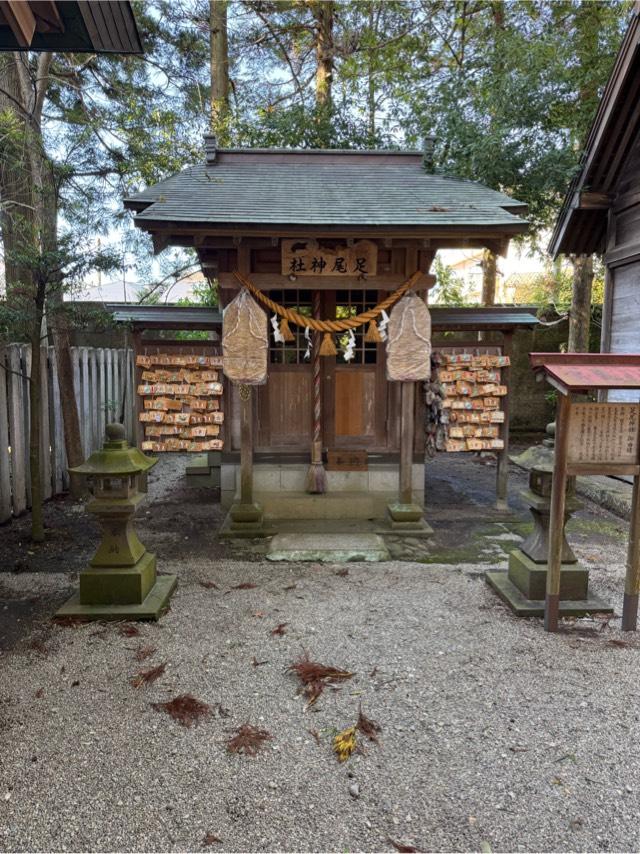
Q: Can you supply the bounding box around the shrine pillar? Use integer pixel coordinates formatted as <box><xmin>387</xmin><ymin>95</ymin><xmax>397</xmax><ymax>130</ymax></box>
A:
<box><xmin>386</xmin><ymin>381</ymin><xmax>433</xmax><ymax>535</ymax></box>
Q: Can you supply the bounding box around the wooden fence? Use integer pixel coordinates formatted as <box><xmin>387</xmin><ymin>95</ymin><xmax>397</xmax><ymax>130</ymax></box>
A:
<box><xmin>0</xmin><ymin>345</ymin><xmax>135</xmax><ymax>523</ymax></box>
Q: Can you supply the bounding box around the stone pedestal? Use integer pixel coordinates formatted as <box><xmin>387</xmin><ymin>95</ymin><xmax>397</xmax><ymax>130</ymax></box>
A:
<box><xmin>486</xmin><ymin>465</ymin><xmax>612</xmax><ymax>617</ymax></box>
<box><xmin>219</xmin><ymin>502</ymin><xmax>276</xmax><ymax>539</ymax></box>
<box><xmin>385</xmin><ymin>502</ymin><xmax>434</xmax><ymax>537</ymax></box>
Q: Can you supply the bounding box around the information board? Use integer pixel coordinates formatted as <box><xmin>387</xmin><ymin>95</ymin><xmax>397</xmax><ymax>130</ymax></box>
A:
<box><xmin>567</xmin><ymin>403</ymin><xmax>640</xmax><ymax>465</ymax></box>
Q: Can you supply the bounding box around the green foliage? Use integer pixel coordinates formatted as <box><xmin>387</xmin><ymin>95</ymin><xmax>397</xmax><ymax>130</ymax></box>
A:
<box><xmin>431</xmin><ymin>257</ymin><xmax>466</xmax><ymax>306</ymax></box>
<box><xmin>0</xmin><ymin>0</ymin><xmax>633</xmax><ymax>309</ymax></box>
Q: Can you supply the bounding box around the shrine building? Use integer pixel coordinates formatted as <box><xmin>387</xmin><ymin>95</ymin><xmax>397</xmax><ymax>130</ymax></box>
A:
<box><xmin>124</xmin><ymin>139</ymin><xmax>530</xmax><ymax>536</ymax></box>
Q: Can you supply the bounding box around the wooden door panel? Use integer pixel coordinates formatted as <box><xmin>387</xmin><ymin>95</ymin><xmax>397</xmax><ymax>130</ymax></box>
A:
<box><xmin>333</xmin><ymin>367</ymin><xmax>380</xmax><ymax>447</ymax></box>
<box><xmin>257</xmin><ymin>368</ymin><xmax>311</xmax><ymax>449</ymax></box>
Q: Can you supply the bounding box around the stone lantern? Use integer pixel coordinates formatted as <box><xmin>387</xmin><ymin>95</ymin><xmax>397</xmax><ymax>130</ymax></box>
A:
<box><xmin>56</xmin><ymin>423</ymin><xmax>176</xmax><ymax>620</ymax></box>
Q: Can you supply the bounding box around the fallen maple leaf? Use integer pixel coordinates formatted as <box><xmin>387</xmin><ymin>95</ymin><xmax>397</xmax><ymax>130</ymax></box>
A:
<box><xmin>203</xmin><ymin>832</ymin><xmax>222</xmax><ymax>845</ymax></box>
<box><xmin>135</xmin><ymin>645</ymin><xmax>157</xmax><ymax>662</ymax></box>
<box><xmin>388</xmin><ymin>839</ymin><xmax>421</xmax><ymax>853</ymax></box>
<box><xmin>227</xmin><ymin>723</ymin><xmax>273</xmax><ymax>756</ymax></box>
<box><xmin>356</xmin><ymin>705</ymin><xmax>381</xmax><ymax>743</ymax></box>
<box><xmin>130</xmin><ymin>663</ymin><xmax>166</xmax><ymax>689</ymax></box>
<box><xmin>119</xmin><ymin>624</ymin><xmax>140</xmax><ymax>637</ymax></box>
<box><xmin>231</xmin><ymin>582</ymin><xmax>257</xmax><ymax>590</ymax></box>
<box><xmin>271</xmin><ymin>623</ymin><xmax>288</xmax><ymax>636</ymax></box>
<box><xmin>152</xmin><ymin>694</ymin><xmax>211</xmax><ymax>727</ymax></box>
<box><xmin>288</xmin><ymin>651</ymin><xmax>353</xmax><ymax>706</ymax></box>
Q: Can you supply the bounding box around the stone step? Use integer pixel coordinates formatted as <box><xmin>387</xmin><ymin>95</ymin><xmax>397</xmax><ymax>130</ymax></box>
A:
<box><xmin>266</xmin><ymin>533</ymin><xmax>390</xmax><ymax>563</ymax></box>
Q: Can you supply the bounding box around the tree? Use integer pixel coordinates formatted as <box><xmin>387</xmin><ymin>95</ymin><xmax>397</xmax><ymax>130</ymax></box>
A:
<box><xmin>210</xmin><ymin>0</ymin><xmax>230</xmax><ymax>140</ymax></box>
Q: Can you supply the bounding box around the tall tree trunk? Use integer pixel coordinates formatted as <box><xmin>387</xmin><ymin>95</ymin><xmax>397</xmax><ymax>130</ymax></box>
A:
<box><xmin>311</xmin><ymin>0</ymin><xmax>334</xmax><ymax>109</ymax></box>
<box><xmin>0</xmin><ymin>55</ymin><xmax>33</xmax><ymax>301</ymax></box>
<box><xmin>481</xmin><ymin>249</ymin><xmax>497</xmax><ymax>305</ymax></box>
<box><xmin>210</xmin><ymin>0</ymin><xmax>229</xmax><ymax>142</ymax></box>
<box><xmin>568</xmin><ymin>254</ymin><xmax>593</xmax><ymax>352</ymax></box>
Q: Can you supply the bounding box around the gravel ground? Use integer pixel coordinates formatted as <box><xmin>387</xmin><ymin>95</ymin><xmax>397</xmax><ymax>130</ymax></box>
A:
<box><xmin>1</xmin><ymin>451</ymin><xmax>639</xmax><ymax>853</ymax></box>
<box><xmin>2</xmin><ymin>545</ymin><xmax>640</xmax><ymax>853</ymax></box>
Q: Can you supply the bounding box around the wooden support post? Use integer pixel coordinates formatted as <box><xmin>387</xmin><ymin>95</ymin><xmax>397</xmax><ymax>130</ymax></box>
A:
<box><xmin>623</xmin><ymin>474</ymin><xmax>640</xmax><ymax>631</ymax></box>
<box><xmin>132</xmin><ymin>331</ymin><xmax>144</xmax><ymax>449</ymax></box>
<box><xmin>545</xmin><ymin>393</ymin><xmax>571</xmax><ymax>632</ymax></box>
<box><xmin>496</xmin><ymin>332</ymin><xmax>513</xmax><ymax>509</ymax></box>
<box><xmin>240</xmin><ymin>385</ymin><xmax>253</xmax><ymax>506</ymax></box>
<box><xmin>400</xmin><ymin>381</ymin><xmax>415</xmax><ymax>504</ymax></box>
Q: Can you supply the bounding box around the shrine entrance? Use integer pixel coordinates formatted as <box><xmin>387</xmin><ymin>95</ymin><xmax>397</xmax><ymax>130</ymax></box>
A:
<box><xmin>255</xmin><ymin>289</ymin><xmax>395</xmax><ymax>454</ymax></box>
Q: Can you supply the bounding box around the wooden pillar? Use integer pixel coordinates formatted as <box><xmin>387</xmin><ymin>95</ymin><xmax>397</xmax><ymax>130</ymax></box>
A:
<box><xmin>544</xmin><ymin>393</ymin><xmax>571</xmax><ymax>632</ymax></box>
<box><xmin>239</xmin><ymin>384</ymin><xmax>253</xmax><ymax>506</ymax></box>
<box><xmin>496</xmin><ymin>331</ymin><xmax>513</xmax><ymax>509</ymax></box>
<box><xmin>400</xmin><ymin>381</ymin><xmax>415</xmax><ymax>504</ymax></box>
<box><xmin>623</xmin><ymin>474</ymin><xmax>640</xmax><ymax>631</ymax></box>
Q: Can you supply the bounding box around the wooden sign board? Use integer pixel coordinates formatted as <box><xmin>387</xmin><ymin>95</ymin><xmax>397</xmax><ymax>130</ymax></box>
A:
<box><xmin>282</xmin><ymin>239</ymin><xmax>377</xmax><ymax>277</ymax></box>
<box><xmin>326</xmin><ymin>450</ymin><xmax>368</xmax><ymax>471</ymax></box>
<box><xmin>567</xmin><ymin>403</ymin><xmax>640</xmax><ymax>465</ymax></box>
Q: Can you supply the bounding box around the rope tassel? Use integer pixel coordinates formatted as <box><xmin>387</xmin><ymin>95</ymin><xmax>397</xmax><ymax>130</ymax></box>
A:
<box><xmin>364</xmin><ymin>319</ymin><xmax>383</xmax><ymax>343</ymax></box>
<box><xmin>279</xmin><ymin>317</ymin><xmax>295</xmax><ymax>342</ymax></box>
<box><xmin>319</xmin><ymin>332</ymin><xmax>337</xmax><ymax>356</ymax></box>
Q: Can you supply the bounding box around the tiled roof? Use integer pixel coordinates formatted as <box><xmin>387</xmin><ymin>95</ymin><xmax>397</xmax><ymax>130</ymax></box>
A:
<box><xmin>125</xmin><ymin>151</ymin><xmax>528</xmax><ymax>230</ymax></box>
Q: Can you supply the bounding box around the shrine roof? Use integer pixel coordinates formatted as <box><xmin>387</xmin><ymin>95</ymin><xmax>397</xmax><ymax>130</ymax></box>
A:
<box><xmin>430</xmin><ymin>306</ymin><xmax>538</xmax><ymax>331</ymax></box>
<box><xmin>124</xmin><ymin>147</ymin><xmax>528</xmax><ymax>231</ymax></box>
<box><xmin>106</xmin><ymin>304</ymin><xmax>222</xmax><ymax>330</ymax></box>
<box><xmin>530</xmin><ymin>353</ymin><xmax>640</xmax><ymax>394</ymax></box>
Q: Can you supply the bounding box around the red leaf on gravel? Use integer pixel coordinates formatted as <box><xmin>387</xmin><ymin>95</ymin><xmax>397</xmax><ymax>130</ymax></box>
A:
<box><xmin>135</xmin><ymin>645</ymin><xmax>157</xmax><ymax>662</ymax></box>
<box><xmin>288</xmin><ymin>651</ymin><xmax>353</xmax><ymax>707</ymax></box>
<box><xmin>203</xmin><ymin>832</ymin><xmax>222</xmax><ymax>845</ymax></box>
<box><xmin>271</xmin><ymin>623</ymin><xmax>288</xmax><ymax>636</ymax></box>
<box><xmin>335</xmin><ymin>568</ymin><xmax>349</xmax><ymax>577</ymax></box>
<box><xmin>35</xmin><ymin>688</ymin><xmax>44</xmax><ymax>699</ymax></box>
<box><xmin>388</xmin><ymin>839</ymin><xmax>421</xmax><ymax>853</ymax></box>
<box><xmin>227</xmin><ymin>723</ymin><xmax>273</xmax><ymax>756</ymax></box>
<box><xmin>152</xmin><ymin>694</ymin><xmax>211</xmax><ymax>727</ymax></box>
<box><xmin>199</xmin><ymin>581</ymin><xmax>219</xmax><ymax>590</ymax></box>
<box><xmin>356</xmin><ymin>705</ymin><xmax>381</xmax><ymax>743</ymax></box>
<box><xmin>231</xmin><ymin>582</ymin><xmax>257</xmax><ymax>590</ymax></box>
<box><xmin>130</xmin><ymin>663</ymin><xmax>166</xmax><ymax>688</ymax></box>
<box><xmin>119</xmin><ymin>624</ymin><xmax>141</xmax><ymax>637</ymax></box>
<box><xmin>252</xmin><ymin>658</ymin><xmax>268</xmax><ymax>667</ymax></box>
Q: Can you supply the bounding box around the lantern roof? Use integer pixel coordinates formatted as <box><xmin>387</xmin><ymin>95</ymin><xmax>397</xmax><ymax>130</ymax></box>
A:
<box><xmin>69</xmin><ymin>423</ymin><xmax>157</xmax><ymax>476</ymax></box>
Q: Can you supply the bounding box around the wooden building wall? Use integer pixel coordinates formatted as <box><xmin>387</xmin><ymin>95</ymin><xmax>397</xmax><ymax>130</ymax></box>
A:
<box><xmin>603</xmin><ymin>136</ymin><xmax>640</xmax><ymax>402</ymax></box>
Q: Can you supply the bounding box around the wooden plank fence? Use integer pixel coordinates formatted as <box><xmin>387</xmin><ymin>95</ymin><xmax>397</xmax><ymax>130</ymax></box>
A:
<box><xmin>0</xmin><ymin>345</ymin><xmax>135</xmax><ymax>523</ymax></box>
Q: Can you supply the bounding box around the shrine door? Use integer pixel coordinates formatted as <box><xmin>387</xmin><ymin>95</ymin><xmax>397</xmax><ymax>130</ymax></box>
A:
<box><xmin>255</xmin><ymin>289</ymin><xmax>395</xmax><ymax>454</ymax></box>
<box><xmin>324</xmin><ymin>289</ymin><xmax>392</xmax><ymax>452</ymax></box>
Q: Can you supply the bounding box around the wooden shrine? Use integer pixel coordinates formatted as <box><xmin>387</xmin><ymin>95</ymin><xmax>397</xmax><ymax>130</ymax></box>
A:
<box><xmin>530</xmin><ymin>353</ymin><xmax>640</xmax><ymax>632</ymax></box>
<box><xmin>124</xmin><ymin>140</ymin><xmax>529</xmax><ymax>535</ymax></box>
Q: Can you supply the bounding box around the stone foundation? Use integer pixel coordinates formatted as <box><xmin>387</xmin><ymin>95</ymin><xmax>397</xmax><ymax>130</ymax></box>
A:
<box><xmin>220</xmin><ymin>462</ymin><xmax>425</xmax><ymax>520</ymax></box>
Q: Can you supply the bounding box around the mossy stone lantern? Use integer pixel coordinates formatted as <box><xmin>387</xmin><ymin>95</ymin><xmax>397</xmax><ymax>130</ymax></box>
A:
<box><xmin>57</xmin><ymin>423</ymin><xmax>176</xmax><ymax>621</ymax></box>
